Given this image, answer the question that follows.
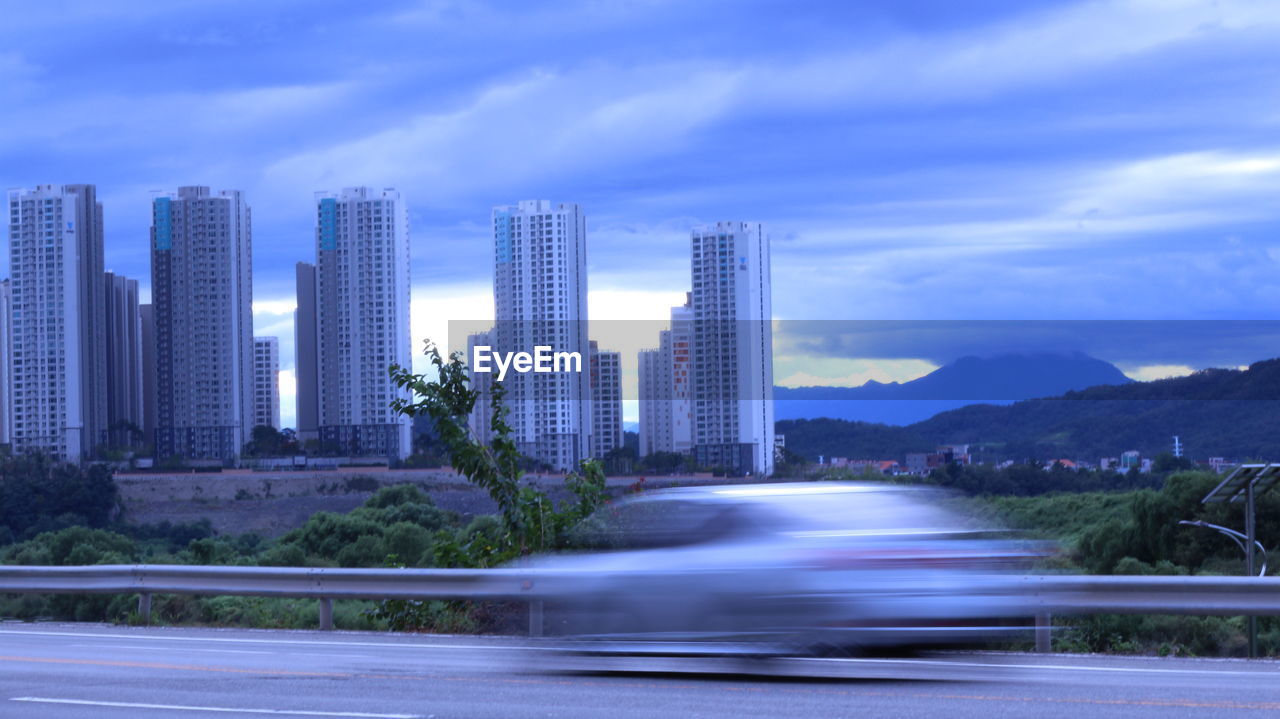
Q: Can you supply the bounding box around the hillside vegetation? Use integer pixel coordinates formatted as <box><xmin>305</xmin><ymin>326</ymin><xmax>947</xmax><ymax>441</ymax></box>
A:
<box><xmin>781</xmin><ymin>358</ymin><xmax>1280</xmax><ymax>461</ymax></box>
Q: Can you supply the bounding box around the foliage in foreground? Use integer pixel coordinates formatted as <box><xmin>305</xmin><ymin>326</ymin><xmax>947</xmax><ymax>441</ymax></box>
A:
<box><xmin>387</xmin><ymin>342</ymin><xmax>606</xmax><ymax>565</ymax></box>
<box><xmin>375</xmin><ymin>342</ymin><xmax>608</xmax><ymax>630</ymax></box>
<box><xmin>0</xmin><ymin>485</ymin><xmax>472</xmax><ymax>629</ymax></box>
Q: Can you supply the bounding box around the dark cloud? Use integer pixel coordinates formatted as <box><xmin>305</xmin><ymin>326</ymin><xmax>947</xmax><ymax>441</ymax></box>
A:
<box><xmin>1</xmin><ymin>0</ymin><xmax>1277</xmax><ymax>346</ymax></box>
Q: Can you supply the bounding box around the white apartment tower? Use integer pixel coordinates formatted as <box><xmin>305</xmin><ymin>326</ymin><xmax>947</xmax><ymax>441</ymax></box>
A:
<box><xmin>487</xmin><ymin>200</ymin><xmax>591</xmax><ymax>470</ymax></box>
<box><xmin>689</xmin><ymin>222</ymin><xmax>774</xmax><ymax>476</ymax></box>
<box><xmin>6</xmin><ymin>184</ymin><xmax>108</xmax><ymax>460</ymax></box>
<box><xmin>638</xmin><ymin>298</ymin><xmax>693</xmax><ymax>457</ymax></box>
<box><xmin>252</xmin><ymin>337</ymin><xmax>280</xmax><ymax>430</ymax></box>
<box><xmin>589</xmin><ymin>340</ymin><xmax>622</xmax><ymax>458</ymax></box>
<box><xmin>296</xmin><ymin>188</ymin><xmax>412</xmax><ymax>459</ymax></box>
<box><xmin>151</xmin><ymin>186</ymin><xmax>254</xmax><ymax>461</ymax></box>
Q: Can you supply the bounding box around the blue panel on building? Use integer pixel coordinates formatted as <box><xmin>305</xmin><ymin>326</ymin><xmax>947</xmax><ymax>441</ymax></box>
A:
<box><xmin>153</xmin><ymin>197</ymin><xmax>172</xmax><ymax>250</ymax></box>
<box><xmin>319</xmin><ymin>198</ymin><xmax>338</xmax><ymax>250</ymax></box>
<box><xmin>495</xmin><ymin>210</ymin><xmax>512</xmax><ymax>263</ymax></box>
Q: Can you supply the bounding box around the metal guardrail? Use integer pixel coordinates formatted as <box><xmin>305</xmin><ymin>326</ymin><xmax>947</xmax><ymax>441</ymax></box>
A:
<box><xmin>0</xmin><ymin>565</ymin><xmax>542</xmax><ymax>632</ymax></box>
<box><xmin>0</xmin><ymin>564</ymin><xmax>534</xmax><ymax>600</ymax></box>
<box><xmin>4</xmin><ymin>566</ymin><xmax>1280</xmax><ymax>643</ymax></box>
<box><xmin>1019</xmin><ymin>574</ymin><xmax>1280</xmax><ymax>616</ymax></box>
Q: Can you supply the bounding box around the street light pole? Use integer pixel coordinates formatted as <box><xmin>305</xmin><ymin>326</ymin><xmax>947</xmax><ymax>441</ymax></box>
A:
<box><xmin>1178</xmin><ymin>519</ymin><xmax>1266</xmax><ymax>658</ymax></box>
<box><xmin>1246</xmin><ymin>482</ymin><xmax>1258</xmax><ymax>659</ymax></box>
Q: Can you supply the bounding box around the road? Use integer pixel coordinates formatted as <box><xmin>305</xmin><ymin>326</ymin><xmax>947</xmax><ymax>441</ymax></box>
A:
<box><xmin>2</xmin><ymin>624</ymin><xmax>1279</xmax><ymax>718</ymax></box>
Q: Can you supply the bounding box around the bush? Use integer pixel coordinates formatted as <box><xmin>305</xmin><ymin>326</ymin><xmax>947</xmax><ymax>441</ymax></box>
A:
<box><xmin>337</xmin><ymin>535</ymin><xmax>389</xmax><ymax>568</ymax></box>
<box><xmin>279</xmin><ymin>512</ymin><xmax>384</xmax><ymax>559</ymax></box>
<box><xmin>0</xmin><ymin>454</ymin><xmax>117</xmax><ymax>539</ymax></box>
<box><xmin>384</xmin><ymin>522</ymin><xmax>433</xmax><ymax>567</ymax></box>
<box><xmin>364</xmin><ymin>484</ymin><xmax>429</xmax><ymax>509</ymax></box>
<box><xmin>1</xmin><ymin>526</ymin><xmax>137</xmax><ymax>566</ymax></box>
<box><xmin>257</xmin><ymin>543</ymin><xmax>306</xmax><ymax>567</ymax></box>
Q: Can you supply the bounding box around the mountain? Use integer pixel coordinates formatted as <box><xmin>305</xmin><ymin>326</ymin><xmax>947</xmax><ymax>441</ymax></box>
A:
<box><xmin>774</xmin><ymin>353</ymin><xmax>1133</xmax><ymax>425</ymax></box>
<box><xmin>778</xmin><ymin>358</ymin><xmax>1280</xmax><ymax>462</ymax></box>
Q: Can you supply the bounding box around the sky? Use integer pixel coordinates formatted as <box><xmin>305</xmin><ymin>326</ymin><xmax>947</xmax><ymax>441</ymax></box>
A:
<box><xmin>3</xmin><ymin>0</ymin><xmax>1279</xmax><ymax>427</ymax></box>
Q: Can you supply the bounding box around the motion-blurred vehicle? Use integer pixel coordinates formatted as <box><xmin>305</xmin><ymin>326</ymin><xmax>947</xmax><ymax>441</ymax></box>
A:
<box><xmin>525</xmin><ymin>482</ymin><xmax>1048</xmax><ymax>657</ymax></box>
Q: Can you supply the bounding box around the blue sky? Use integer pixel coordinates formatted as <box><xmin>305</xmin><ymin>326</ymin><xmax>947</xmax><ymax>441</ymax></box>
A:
<box><xmin>3</xmin><ymin>0</ymin><xmax>1280</xmax><ymax>426</ymax></box>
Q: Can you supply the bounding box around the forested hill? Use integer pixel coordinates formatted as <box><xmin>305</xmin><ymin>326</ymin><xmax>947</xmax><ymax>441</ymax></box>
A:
<box><xmin>779</xmin><ymin>358</ymin><xmax>1280</xmax><ymax>462</ymax></box>
<box><xmin>774</xmin><ymin>352</ymin><xmax>1132</xmax><ymax>425</ymax></box>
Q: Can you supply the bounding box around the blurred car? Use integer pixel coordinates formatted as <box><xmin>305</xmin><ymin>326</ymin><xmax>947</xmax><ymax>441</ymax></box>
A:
<box><xmin>523</xmin><ymin>482</ymin><xmax>1049</xmax><ymax>657</ymax></box>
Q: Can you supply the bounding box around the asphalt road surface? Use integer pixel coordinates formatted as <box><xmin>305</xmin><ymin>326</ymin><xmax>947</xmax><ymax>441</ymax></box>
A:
<box><xmin>2</xmin><ymin>623</ymin><xmax>1280</xmax><ymax>718</ymax></box>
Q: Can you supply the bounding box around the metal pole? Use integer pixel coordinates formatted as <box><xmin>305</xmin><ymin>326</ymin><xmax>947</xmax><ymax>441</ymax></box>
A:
<box><xmin>528</xmin><ymin>600</ymin><xmax>544</xmax><ymax>637</ymax></box>
<box><xmin>1246</xmin><ymin>483</ymin><xmax>1258</xmax><ymax>659</ymax></box>
<box><xmin>137</xmin><ymin>593</ymin><xmax>152</xmax><ymax>626</ymax></box>
<box><xmin>318</xmin><ymin>597</ymin><xmax>334</xmax><ymax>631</ymax></box>
<box><xmin>1035</xmin><ymin>613</ymin><xmax>1051</xmax><ymax>653</ymax></box>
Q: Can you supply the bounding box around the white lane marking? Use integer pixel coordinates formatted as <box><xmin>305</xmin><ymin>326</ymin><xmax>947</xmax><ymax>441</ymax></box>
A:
<box><xmin>9</xmin><ymin>629</ymin><xmax>1274</xmax><ymax>677</ymax></box>
<box><xmin>308</xmin><ymin>654</ymin><xmax>380</xmax><ymax>660</ymax></box>
<box><xmin>10</xmin><ymin>697</ymin><xmax>420</xmax><ymax>718</ymax></box>
<box><xmin>796</xmin><ymin>657</ymin><xmax>1280</xmax><ymax>677</ymax></box>
<box><xmin>71</xmin><ymin>643</ymin><xmax>273</xmax><ymax>655</ymax></box>
<box><xmin>0</xmin><ymin>629</ymin><xmax>508</xmax><ymax>652</ymax></box>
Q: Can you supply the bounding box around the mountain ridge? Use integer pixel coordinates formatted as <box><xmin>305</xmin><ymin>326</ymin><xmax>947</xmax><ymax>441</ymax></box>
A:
<box><xmin>775</xmin><ymin>352</ymin><xmax>1133</xmax><ymax>425</ymax></box>
<box><xmin>777</xmin><ymin>358</ymin><xmax>1280</xmax><ymax>462</ymax></box>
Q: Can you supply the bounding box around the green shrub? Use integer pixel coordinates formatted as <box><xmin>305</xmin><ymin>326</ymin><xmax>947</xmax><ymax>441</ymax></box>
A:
<box><xmin>384</xmin><ymin>522</ymin><xmax>433</xmax><ymax>567</ymax></box>
<box><xmin>336</xmin><ymin>535</ymin><xmax>388</xmax><ymax>568</ymax></box>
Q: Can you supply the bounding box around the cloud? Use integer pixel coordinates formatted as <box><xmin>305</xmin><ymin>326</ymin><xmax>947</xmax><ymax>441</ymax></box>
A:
<box><xmin>260</xmin><ymin>65</ymin><xmax>743</xmax><ymax>206</ymax></box>
<box><xmin>1120</xmin><ymin>364</ymin><xmax>1198</xmax><ymax>382</ymax></box>
<box><xmin>775</xmin><ymin>357</ymin><xmax>940</xmax><ymax>388</ymax></box>
<box><xmin>6</xmin><ymin>0</ymin><xmax>1280</xmax><ymax>391</ymax></box>
<box><xmin>277</xmin><ymin>368</ymin><xmax>297</xmax><ymax>428</ymax></box>
<box><xmin>412</xmin><ymin>282</ymin><xmax>494</xmax><ymax>371</ymax></box>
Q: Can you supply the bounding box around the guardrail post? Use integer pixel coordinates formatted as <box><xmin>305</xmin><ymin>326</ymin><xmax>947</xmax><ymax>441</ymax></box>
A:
<box><xmin>528</xmin><ymin>600</ymin><xmax>543</xmax><ymax>637</ymax></box>
<box><xmin>1035</xmin><ymin>612</ymin><xmax>1051</xmax><ymax>653</ymax></box>
<box><xmin>137</xmin><ymin>593</ymin><xmax>152</xmax><ymax>626</ymax></box>
<box><xmin>318</xmin><ymin>597</ymin><xmax>333</xmax><ymax>631</ymax></box>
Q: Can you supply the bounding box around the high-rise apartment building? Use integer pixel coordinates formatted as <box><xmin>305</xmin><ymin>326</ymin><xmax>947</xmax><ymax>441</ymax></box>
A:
<box><xmin>637</xmin><ymin>347</ymin><xmax>664</xmax><ymax>457</ymax></box>
<box><xmin>252</xmin><ymin>337</ymin><xmax>280</xmax><ymax>430</ymax></box>
<box><xmin>589</xmin><ymin>340</ymin><xmax>622</xmax><ymax>459</ymax></box>
<box><xmin>104</xmin><ymin>271</ymin><xmax>144</xmax><ymax>449</ymax></box>
<box><xmin>6</xmin><ymin>184</ymin><xmax>108</xmax><ymax>460</ymax></box>
<box><xmin>151</xmin><ymin>186</ymin><xmax>254</xmax><ymax>461</ymax></box>
<box><xmin>638</xmin><ymin>299</ymin><xmax>693</xmax><ymax>457</ymax></box>
<box><xmin>0</xmin><ymin>279</ymin><xmax>11</xmax><ymax>447</ymax></box>
<box><xmin>295</xmin><ymin>188</ymin><xmax>412</xmax><ymax>459</ymax></box>
<box><xmin>140</xmin><ymin>303</ymin><xmax>156</xmax><ymax>447</ymax></box>
<box><xmin>294</xmin><ymin>262</ymin><xmax>318</xmax><ymax>443</ymax></box>
<box><xmin>484</xmin><ymin>200</ymin><xmax>591</xmax><ymax>471</ymax></box>
<box><xmin>465</xmin><ymin>329</ymin><xmax>495</xmax><ymax>440</ymax></box>
<box><xmin>689</xmin><ymin>222</ymin><xmax>774</xmax><ymax>476</ymax></box>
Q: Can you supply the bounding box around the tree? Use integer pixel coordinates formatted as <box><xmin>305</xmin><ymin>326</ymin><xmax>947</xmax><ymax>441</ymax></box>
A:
<box><xmin>640</xmin><ymin>451</ymin><xmax>693</xmax><ymax>474</ymax></box>
<box><xmin>1152</xmin><ymin>452</ymin><xmax>1196</xmax><ymax>474</ymax></box>
<box><xmin>242</xmin><ymin>426</ymin><xmax>298</xmax><ymax>458</ymax></box>
<box><xmin>602</xmin><ymin>445</ymin><xmax>637</xmax><ymax>476</ymax></box>
<box><xmin>0</xmin><ymin>453</ymin><xmax>117</xmax><ymax>539</ymax></box>
<box><xmin>388</xmin><ymin>341</ymin><xmax>606</xmax><ymax>563</ymax></box>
